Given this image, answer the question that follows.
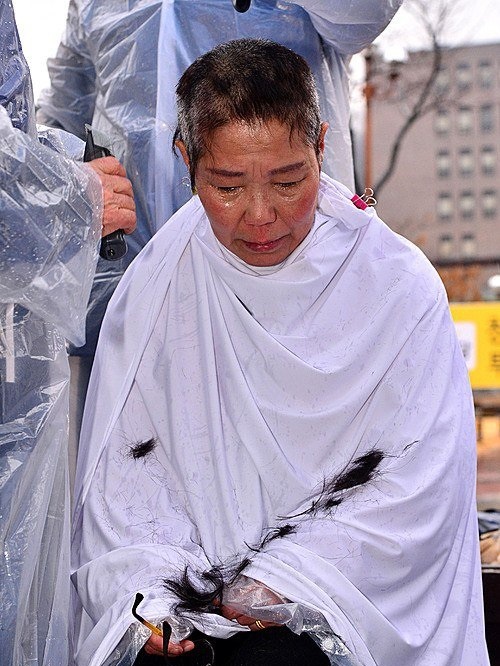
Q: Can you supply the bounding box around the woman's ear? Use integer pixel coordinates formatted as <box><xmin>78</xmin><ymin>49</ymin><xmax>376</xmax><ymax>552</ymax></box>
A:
<box><xmin>317</xmin><ymin>122</ymin><xmax>329</xmax><ymax>167</ymax></box>
<box><xmin>175</xmin><ymin>140</ymin><xmax>197</xmax><ymax>194</ymax></box>
<box><xmin>175</xmin><ymin>140</ymin><xmax>190</xmax><ymax>169</ymax></box>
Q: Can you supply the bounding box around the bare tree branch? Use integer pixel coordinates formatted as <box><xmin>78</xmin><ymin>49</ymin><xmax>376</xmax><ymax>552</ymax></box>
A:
<box><xmin>371</xmin><ymin>0</ymin><xmax>456</xmax><ymax>194</ymax></box>
<box><xmin>374</xmin><ymin>42</ymin><xmax>442</xmax><ymax>192</ymax></box>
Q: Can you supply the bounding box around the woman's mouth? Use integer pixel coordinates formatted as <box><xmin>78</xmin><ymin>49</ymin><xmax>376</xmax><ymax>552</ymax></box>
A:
<box><xmin>242</xmin><ymin>237</ymin><xmax>285</xmax><ymax>252</ymax></box>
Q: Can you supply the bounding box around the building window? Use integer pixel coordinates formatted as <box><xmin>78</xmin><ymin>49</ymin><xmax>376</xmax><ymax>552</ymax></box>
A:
<box><xmin>439</xmin><ymin>234</ymin><xmax>453</xmax><ymax>258</ymax></box>
<box><xmin>457</xmin><ymin>106</ymin><xmax>473</xmax><ymax>134</ymax></box>
<box><xmin>456</xmin><ymin>62</ymin><xmax>472</xmax><ymax>90</ymax></box>
<box><xmin>480</xmin><ymin>146</ymin><xmax>496</xmax><ymax>175</ymax></box>
<box><xmin>461</xmin><ymin>233</ymin><xmax>476</xmax><ymax>258</ymax></box>
<box><xmin>478</xmin><ymin>60</ymin><xmax>493</xmax><ymax>89</ymax></box>
<box><xmin>482</xmin><ymin>190</ymin><xmax>497</xmax><ymax>218</ymax></box>
<box><xmin>434</xmin><ymin>108</ymin><xmax>450</xmax><ymax>135</ymax></box>
<box><xmin>458</xmin><ymin>148</ymin><xmax>474</xmax><ymax>177</ymax></box>
<box><xmin>437</xmin><ymin>193</ymin><xmax>453</xmax><ymax>220</ymax></box>
<box><xmin>459</xmin><ymin>191</ymin><xmax>474</xmax><ymax>219</ymax></box>
<box><xmin>480</xmin><ymin>104</ymin><xmax>494</xmax><ymax>133</ymax></box>
<box><xmin>436</xmin><ymin>150</ymin><xmax>451</xmax><ymax>177</ymax></box>
<box><xmin>435</xmin><ymin>67</ymin><xmax>449</xmax><ymax>94</ymax></box>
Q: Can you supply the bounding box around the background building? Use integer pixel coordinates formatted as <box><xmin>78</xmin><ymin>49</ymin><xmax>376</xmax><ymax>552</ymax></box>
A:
<box><xmin>368</xmin><ymin>42</ymin><xmax>500</xmax><ymax>301</ymax></box>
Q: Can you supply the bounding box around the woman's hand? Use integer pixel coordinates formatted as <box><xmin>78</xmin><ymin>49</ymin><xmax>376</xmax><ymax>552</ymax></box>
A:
<box><xmin>220</xmin><ymin>577</ymin><xmax>286</xmax><ymax>630</ymax></box>
<box><xmin>219</xmin><ymin>604</ymin><xmax>281</xmax><ymax>631</ymax></box>
<box><xmin>143</xmin><ymin>632</ymin><xmax>195</xmax><ymax>658</ymax></box>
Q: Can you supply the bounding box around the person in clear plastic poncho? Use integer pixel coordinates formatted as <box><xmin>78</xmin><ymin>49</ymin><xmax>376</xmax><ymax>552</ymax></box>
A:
<box><xmin>72</xmin><ymin>39</ymin><xmax>489</xmax><ymax>666</ymax></box>
<box><xmin>0</xmin><ymin>2</ymin><xmax>136</xmax><ymax>664</ymax></box>
<box><xmin>37</xmin><ymin>0</ymin><xmax>403</xmax><ymax>356</ymax></box>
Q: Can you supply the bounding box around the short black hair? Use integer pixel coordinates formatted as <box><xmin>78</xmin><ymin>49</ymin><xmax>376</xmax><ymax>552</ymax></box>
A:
<box><xmin>173</xmin><ymin>38</ymin><xmax>322</xmax><ymax>189</ymax></box>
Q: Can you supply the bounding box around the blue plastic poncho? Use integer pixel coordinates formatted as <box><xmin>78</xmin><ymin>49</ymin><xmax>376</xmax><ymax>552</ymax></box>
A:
<box><xmin>37</xmin><ymin>0</ymin><xmax>402</xmax><ymax>354</ymax></box>
<box><xmin>0</xmin><ymin>2</ymin><xmax>103</xmax><ymax>663</ymax></box>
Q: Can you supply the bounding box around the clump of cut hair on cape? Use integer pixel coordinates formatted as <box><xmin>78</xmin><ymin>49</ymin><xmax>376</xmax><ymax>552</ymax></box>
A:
<box><xmin>164</xmin><ymin>558</ymin><xmax>251</xmax><ymax>613</ymax></box>
<box><xmin>283</xmin><ymin>448</ymin><xmax>385</xmax><ymax>519</ymax></box>
<box><xmin>163</xmin><ymin>448</ymin><xmax>385</xmax><ymax>614</ymax></box>
<box><xmin>127</xmin><ymin>437</ymin><xmax>158</xmax><ymax>460</ymax></box>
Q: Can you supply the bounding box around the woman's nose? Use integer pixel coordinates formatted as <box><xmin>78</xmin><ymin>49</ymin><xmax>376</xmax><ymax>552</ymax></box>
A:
<box><xmin>244</xmin><ymin>191</ymin><xmax>276</xmax><ymax>226</ymax></box>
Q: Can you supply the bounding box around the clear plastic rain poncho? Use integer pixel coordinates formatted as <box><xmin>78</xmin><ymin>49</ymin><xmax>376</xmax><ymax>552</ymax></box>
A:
<box><xmin>0</xmin><ymin>1</ymin><xmax>103</xmax><ymax>663</ymax></box>
<box><xmin>37</xmin><ymin>0</ymin><xmax>402</xmax><ymax>355</ymax></box>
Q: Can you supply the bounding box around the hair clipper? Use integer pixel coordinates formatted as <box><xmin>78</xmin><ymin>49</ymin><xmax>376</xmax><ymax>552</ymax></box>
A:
<box><xmin>83</xmin><ymin>125</ymin><xmax>128</xmax><ymax>261</ymax></box>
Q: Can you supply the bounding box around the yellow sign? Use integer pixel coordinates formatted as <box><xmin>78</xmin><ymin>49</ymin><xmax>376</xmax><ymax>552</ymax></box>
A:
<box><xmin>450</xmin><ymin>302</ymin><xmax>500</xmax><ymax>389</ymax></box>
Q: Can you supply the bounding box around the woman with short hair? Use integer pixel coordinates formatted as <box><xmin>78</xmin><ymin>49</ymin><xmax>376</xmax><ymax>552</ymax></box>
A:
<box><xmin>72</xmin><ymin>39</ymin><xmax>489</xmax><ymax>666</ymax></box>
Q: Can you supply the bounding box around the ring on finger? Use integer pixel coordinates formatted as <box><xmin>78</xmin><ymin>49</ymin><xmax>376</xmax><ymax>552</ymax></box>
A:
<box><xmin>254</xmin><ymin>620</ymin><xmax>265</xmax><ymax>630</ymax></box>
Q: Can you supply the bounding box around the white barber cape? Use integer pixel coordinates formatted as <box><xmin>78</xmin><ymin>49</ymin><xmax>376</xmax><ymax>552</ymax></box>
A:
<box><xmin>72</xmin><ymin>175</ymin><xmax>489</xmax><ymax>666</ymax></box>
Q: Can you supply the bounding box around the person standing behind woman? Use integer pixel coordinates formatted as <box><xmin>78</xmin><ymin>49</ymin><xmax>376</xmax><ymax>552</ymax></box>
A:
<box><xmin>0</xmin><ymin>2</ymin><xmax>136</xmax><ymax>664</ymax></box>
<box><xmin>36</xmin><ymin>3</ymin><xmax>403</xmax><ymax>522</ymax></box>
<box><xmin>72</xmin><ymin>38</ymin><xmax>489</xmax><ymax>666</ymax></box>
<box><xmin>36</xmin><ymin>0</ymin><xmax>403</xmax><ymax>359</ymax></box>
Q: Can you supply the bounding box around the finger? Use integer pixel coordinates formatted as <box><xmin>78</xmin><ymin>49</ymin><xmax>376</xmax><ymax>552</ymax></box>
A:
<box><xmin>251</xmin><ymin>621</ymin><xmax>264</xmax><ymax>631</ymax></box>
<box><xmin>235</xmin><ymin>614</ymin><xmax>256</xmax><ymax>626</ymax></box>
<box><xmin>100</xmin><ymin>175</ymin><xmax>134</xmax><ymax>200</ymax></box>
<box><xmin>144</xmin><ymin>637</ymin><xmax>195</xmax><ymax>658</ymax></box>
<box><xmin>112</xmin><ymin>175</ymin><xmax>135</xmax><ymax>196</ymax></box>
<box><xmin>165</xmin><ymin>639</ymin><xmax>195</xmax><ymax>657</ymax></box>
<box><xmin>113</xmin><ymin>192</ymin><xmax>136</xmax><ymax>212</ymax></box>
<box><xmin>178</xmin><ymin>639</ymin><xmax>196</xmax><ymax>654</ymax></box>
<box><xmin>102</xmin><ymin>209</ymin><xmax>136</xmax><ymax>236</ymax></box>
<box><xmin>119</xmin><ymin>210</ymin><xmax>137</xmax><ymax>235</ymax></box>
<box><xmin>220</xmin><ymin>605</ymin><xmax>257</xmax><ymax>625</ymax></box>
<box><xmin>101</xmin><ymin>200</ymin><xmax>135</xmax><ymax>226</ymax></box>
<box><xmin>88</xmin><ymin>156</ymin><xmax>127</xmax><ymax>178</ymax></box>
<box><xmin>252</xmin><ymin>620</ymin><xmax>281</xmax><ymax>630</ymax></box>
<box><xmin>144</xmin><ymin>634</ymin><xmax>164</xmax><ymax>655</ymax></box>
<box><xmin>101</xmin><ymin>190</ymin><xmax>136</xmax><ymax>235</ymax></box>
<box><xmin>102</xmin><ymin>187</ymin><xmax>136</xmax><ymax>213</ymax></box>
<box><xmin>220</xmin><ymin>606</ymin><xmax>240</xmax><ymax>621</ymax></box>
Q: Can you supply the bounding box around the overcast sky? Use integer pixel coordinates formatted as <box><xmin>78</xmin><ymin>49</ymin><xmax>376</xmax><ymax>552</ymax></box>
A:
<box><xmin>11</xmin><ymin>0</ymin><xmax>500</xmax><ymax>100</ymax></box>
<box><xmin>12</xmin><ymin>0</ymin><xmax>70</xmax><ymax>99</ymax></box>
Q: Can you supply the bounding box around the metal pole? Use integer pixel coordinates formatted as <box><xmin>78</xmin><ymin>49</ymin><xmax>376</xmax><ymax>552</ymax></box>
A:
<box><xmin>363</xmin><ymin>48</ymin><xmax>375</xmax><ymax>191</ymax></box>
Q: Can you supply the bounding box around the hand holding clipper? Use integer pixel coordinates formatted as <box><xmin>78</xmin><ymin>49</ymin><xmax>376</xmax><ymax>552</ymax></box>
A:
<box><xmin>83</xmin><ymin>125</ymin><xmax>135</xmax><ymax>260</ymax></box>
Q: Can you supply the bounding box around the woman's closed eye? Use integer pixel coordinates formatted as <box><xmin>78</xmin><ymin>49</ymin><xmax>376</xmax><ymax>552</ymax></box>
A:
<box><xmin>274</xmin><ymin>177</ymin><xmax>306</xmax><ymax>190</ymax></box>
<box><xmin>216</xmin><ymin>185</ymin><xmax>242</xmax><ymax>194</ymax></box>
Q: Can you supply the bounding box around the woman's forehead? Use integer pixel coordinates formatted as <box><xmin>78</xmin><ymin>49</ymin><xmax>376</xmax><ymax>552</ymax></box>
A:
<box><xmin>202</xmin><ymin>119</ymin><xmax>307</xmax><ymax>155</ymax></box>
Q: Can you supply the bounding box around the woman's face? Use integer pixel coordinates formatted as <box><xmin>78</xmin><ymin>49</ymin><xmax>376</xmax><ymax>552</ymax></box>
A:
<box><xmin>178</xmin><ymin>119</ymin><xmax>327</xmax><ymax>266</ymax></box>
